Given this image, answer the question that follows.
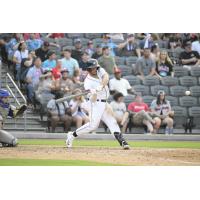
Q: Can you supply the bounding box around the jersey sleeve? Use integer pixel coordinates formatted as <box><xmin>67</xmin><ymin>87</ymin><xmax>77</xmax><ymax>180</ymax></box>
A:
<box><xmin>109</xmin><ymin>79</ymin><xmax>114</xmax><ymax>91</ymax></box>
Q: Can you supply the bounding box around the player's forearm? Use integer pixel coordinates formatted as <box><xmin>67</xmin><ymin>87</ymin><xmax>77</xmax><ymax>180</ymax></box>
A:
<box><xmin>101</xmin><ymin>73</ymin><xmax>109</xmax><ymax>87</ymax></box>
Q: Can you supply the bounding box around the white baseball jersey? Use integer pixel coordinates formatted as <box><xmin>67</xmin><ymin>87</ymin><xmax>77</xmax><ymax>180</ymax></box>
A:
<box><xmin>84</xmin><ymin>67</ymin><xmax>110</xmax><ymax>100</ymax></box>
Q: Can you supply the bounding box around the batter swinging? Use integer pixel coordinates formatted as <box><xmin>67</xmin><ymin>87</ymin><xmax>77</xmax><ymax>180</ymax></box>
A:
<box><xmin>66</xmin><ymin>59</ymin><xmax>129</xmax><ymax>150</ymax></box>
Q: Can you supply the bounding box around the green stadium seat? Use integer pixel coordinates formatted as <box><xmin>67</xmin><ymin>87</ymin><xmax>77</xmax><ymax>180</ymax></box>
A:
<box><xmin>150</xmin><ymin>85</ymin><xmax>169</xmax><ymax>96</ymax></box>
<box><xmin>161</xmin><ymin>76</ymin><xmax>179</xmax><ymax>86</ymax></box>
<box><xmin>143</xmin><ymin>76</ymin><xmax>160</xmax><ymax>86</ymax></box>
<box><xmin>170</xmin><ymin>86</ymin><xmax>187</xmax><ymax>97</ymax></box>
<box><xmin>123</xmin><ymin>75</ymin><xmax>141</xmax><ymax>85</ymax></box>
<box><xmin>133</xmin><ymin>85</ymin><xmax>150</xmax><ymax>96</ymax></box>
<box><xmin>179</xmin><ymin>76</ymin><xmax>197</xmax><ymax>87</ymax></box>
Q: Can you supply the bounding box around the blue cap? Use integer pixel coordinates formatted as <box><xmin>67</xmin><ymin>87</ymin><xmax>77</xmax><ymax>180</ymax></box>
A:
<box><xmin>0</xmin><ymin>89</ymin><xmax>10</xmax><ymax>98</ymax></box>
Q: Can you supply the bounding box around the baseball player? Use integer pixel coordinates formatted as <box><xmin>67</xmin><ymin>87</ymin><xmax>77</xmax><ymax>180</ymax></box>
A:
<box><xmin>65</xmin><ymin>59</ymin><xmax>130</xmax><ymax>150</ymax></box>
<box><xmin>0</xmin><ymin>89</ymin><xmax>27</xmax><ymax>147</ymax></box>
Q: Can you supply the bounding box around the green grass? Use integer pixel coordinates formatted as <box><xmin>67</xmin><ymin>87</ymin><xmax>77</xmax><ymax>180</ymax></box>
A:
<box><xmin>0</xmin><ymin>158</ymin><xmax>115</xmax><ymax>166</ymax></box>
<box><xmin>19</xmin><ymin>139</ymin><xmax>200</xmax><ymax>149</ymax></box>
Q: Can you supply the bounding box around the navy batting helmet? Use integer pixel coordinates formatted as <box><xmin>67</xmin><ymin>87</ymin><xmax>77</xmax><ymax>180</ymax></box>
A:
<box><xmin>0</xmin><ymin>89</ymin><xmax>11</xmax><ymax>98</ymax></box>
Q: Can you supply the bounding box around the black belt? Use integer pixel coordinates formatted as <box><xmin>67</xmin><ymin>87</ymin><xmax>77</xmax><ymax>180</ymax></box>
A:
<box><xmin>87</xmin><ymin>98</ymin><xmax>106</xmax><ymax>102</ymax></box>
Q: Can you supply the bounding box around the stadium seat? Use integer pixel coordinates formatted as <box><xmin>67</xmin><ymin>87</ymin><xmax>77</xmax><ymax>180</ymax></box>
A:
<box><xmin>125</xmin><ymin>56</ymin><xmax>138</xmax><ymax>66</ymax></box>
<box><xmin>133</xmin><ymin>85</ymin><xmax>150</xmax><ymax>96</ymax></box>
<box><xmin>190</xmin><ymin>86</ymin><xmax>200</xmax><ymax>97</ymax></box>
<box><xmin>57</xmin><ymin>38</ymin><xmax>73</xmax><ymax>47</ymax></box>
<box><xmin>150</xmin><ymin>85</ymin><xmax>169</xmax><ymax>96</ymax></box>
<box><xmin>173</xmin><ymin>66</ymin><xmax>189</xmax><ymax>77</ymax></box>
<box><xmin>190</xmin><ymin>66</ymin><xmax>200</xmax><ymax>77</ymax></box>
<box><xmin>84</xmin><ymin>33</ymin><xmax>102</xmax><ymax>39</ymax></box>
<box><xmin>112</xmin><ymin>39</ymin><xmax>124</xmax><ymax>45</ymax></box>
<box><xmin>118</xmin><ymin>66</ymin><xmax>133</xmax><ymax>76</ymax></box>
<box><xmin>124</xmin><ymin>95</ymin><xmax>135</xmax><ymax>106</ymax></box>
<box><xmin>189</xmin><ymin>107</ymin><xmax>200</xmax><ymax>129</ymax></box>
<box><xmin>93</xmin><ymin>38</ymin><xmax>104</xmax><ymax>47</ymax></box>
<box><xmin>166</xmin><ymin>96</ymin><xmax>179</xmax><ymax>106</ymax></box>
<box><xmin>114</xmin><ymin>56</ymin><xmax>125</xmax><ymax>65</ymax></box>
<box><xmin>123</xmin><ymin>75</ymin><xmax>141</xmax><ymax>85</ymax></box>
<box><xmin>66</xmin><ymin>33</ymin><xmax>84</xmax><ymax>38</ymax></box>
<box><xmin>76</xmin><ymin>38</ymin><xmax>89</xmax><ymax>46</ymax></box>
<box><xmin>161</xmin><ymin>76</ymin><xmax>179</xmax><ymax>86</ymax></box>
<box><xmin>179</xmin><ymin>76</ymin><xmax>197</xmax><ymax>87</ymax></box>
<box><xmin>42</xmin><ymin>37</ymin><xmax>56</xmax><ymax>43</ymax></box>
<box><xmin>172</xmin><ymin>106</ymin><xmax>188</xmax><ymax>129</ymax></box>
<box><xmin>142</xmin><ymin>95</ymin><xmax>155</xmax><ymax>106</ymax></box>
<box><xmin>143</xmin><ymin>76</ymin><xmax>160</xmax><ymax>86</ymax></box>
<box><xmin>179</xmin><ymin>96</ymin><xmax>198</xmax><ymax>107</ymax></box>
<box><xmin>170</xmin><ymin>86</ymin><xmax>187</xmax><ymax>97</ymax></box>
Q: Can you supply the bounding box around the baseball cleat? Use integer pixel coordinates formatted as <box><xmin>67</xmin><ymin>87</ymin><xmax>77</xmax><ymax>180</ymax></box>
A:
<box><xmin>66</xmin><ymin>132</ymin><xmax>74</xmax><ymax>148</ymax></box>
<box><xmin>122</xmin><ymin>141</ymin><xmax>130</xmax><ymax>150</ymax></box>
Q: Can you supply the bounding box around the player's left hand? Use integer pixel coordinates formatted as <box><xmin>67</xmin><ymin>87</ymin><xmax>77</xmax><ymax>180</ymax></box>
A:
<box><xmin>96</xmin><ymin>85</ymin><xmax>104</xmax><ymax>92</ymax></box>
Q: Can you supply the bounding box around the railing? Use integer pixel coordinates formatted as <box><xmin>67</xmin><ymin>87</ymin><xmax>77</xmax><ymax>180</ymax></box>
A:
<box><xmin>6</xmin><ymin>73</ymin><xmax>27</xmax><ymax>131</ymax></box>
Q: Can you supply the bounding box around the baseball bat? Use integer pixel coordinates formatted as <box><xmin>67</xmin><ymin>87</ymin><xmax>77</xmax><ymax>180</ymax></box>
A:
<box><xmin>55</xmin><ymin>91</ymin><xmax>90</xmax><ymax>103</ymax></box>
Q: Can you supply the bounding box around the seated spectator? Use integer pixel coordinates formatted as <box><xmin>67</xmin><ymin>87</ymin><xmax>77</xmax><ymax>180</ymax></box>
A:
<box><xmin>69</xmin><ymin>89</ymin><xmax>89</xmax><ymax>128</ymax></box>
<box><xmin>13</xmin><ymin>41</ymin><xmax>28</xmax><ymax>82</ymax></box>
<box><xmin>42</xmin><ymin>51</ymin><xmax>57</xmax><ymax>69</ymax></box>
<box><xmin>110</xmin><ymin>92</ymin><xmax>129</xmax><ymax>133</ymax></box>
<box><xmin>35</xmin><ymin>41</ymin><xmax>50</xmax><ymax>62</ymax></box>
<box><xmin>26</xmin><ymin>33</ymin><xmax>44</xmax><ymax>51</ymax></box>
<box><xmin>71</xmin><ymin>38</ymin><xmax>83</xmax><ymax>62</ymax></box>
<box><xmin>98</xmin><ymin>46</ymin><xmax>117</xmax><ymax>75</ymax></box>
<box><xmin>155</xmin><ymin>50</ymin><xmax>173</xmax><ymax>79</ymax></box>
<box><xmin>23</xmin><ymin>33</ymin><xmax>41</xmax><ymax>40</ymax></box>
<box><xmin>57</xmin><ymin>68</ymin><xmax>74</xmax><ymax>95</ymax></box>
<box><xmin>135</xmin><ymin>47</ymin><xmax>156</xmax><ymax>80</ymax></box>
<box><xmin>191</xmin><ymin>34</ymin><xmax>200</xmax><ymax>54</ymax></box>
<box><xmin>79</xmin><ymin>51</ymin><xmax>89</xmax><ymax>81</ymax></box>
<box><xmin>92</xmin><ymin>45</ymin><xmax>102</xmax><ymax>60</ymax></box>
<box><xmin>150</xmin><ymin>90</ymin><xmax>174</xmax><ymax>135</ymax></box>
<box><xmin>179</xmin><ymin>41</ymin><xmax>200</xmax><ymax>67</ymax></box>
<box><xmin>35</xmin><ymin>68</ymin><xmax>56</xmax><ymax>111</ymax></box>
<box><xmin>150</xmin><ymin>44</ymin><xmax>160</xmax><ymax>62</ymax></box>
<box><xmin>26</xmin><ymin>57</ymin><xmax>43</xmax><ymax>105</ymax></box>
<box><xmin>20</xmin><ymin>50</ymin><xmax>36</xmax><ymax>84</ymax></box>
<box><xmin>139</xmin><ymin>33</ymin><xmax>155</xmax><ymax>50</ymax></box>
<box><xmin>128</xmin><ymin>94</ymin><xmax>156</xmax><ymax>134</ymax></box>
<box><xmin>118</xmin><ymin>33</ymin><xmax>141</xmax><ymax>57</ymax></box>
<box><xmin>109</xmin><ymin>68</ymin><xmax>135</xmax><ymax>96</ymax></box>
<box><xmin>52</xmin><ymin>59</ymin><xmax>62</xmax><ymax>80</ymax></box>
<box><xmin>85</xmin><ymin>40</ymin><xmax>95</xmax><ymax>57</ymax></box>
<box><xmin>46</xmin><ymin>33</ymin><xmax>65</xmax><ymax>39</ymax></box>
<box><xmin>61</xmin><ymin>49</ymin><xmax>80</xmax><ymax>77</ymax></box>
<box><xmin>47</xmin><ymin>91</ymin><xmax>72</xmax><ymax>133</ymax></box>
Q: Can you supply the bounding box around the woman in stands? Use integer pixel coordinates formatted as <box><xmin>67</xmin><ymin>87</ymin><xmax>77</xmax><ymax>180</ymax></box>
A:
<box><xmin>155</xmin><ymin>50</ymin><xmax>174</xmax><ymax>79</ymax></box>
<box><xmin>110</xmin><ymin>92</ymin><xmax>129</xmax><ymax>133</ymax></box>
<box><xmin>69</xmin><ymin>89</ymin><xmax>89</xmax><ymax>128</ymax></box>
<box><xmin>150</xmin><ymin>90</ymin><xmax>174</xmax><ymax>135</ymax></box>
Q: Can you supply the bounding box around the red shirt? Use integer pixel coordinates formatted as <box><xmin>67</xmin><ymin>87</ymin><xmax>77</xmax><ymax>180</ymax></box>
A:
<box><xmin>128</xmin><ymin>102</ymin><xmax>149</xmax><ymax>113</ymax></box>
<box><xmin>52</xmin><ymin>67</ymin><xmax>61</xmax><ymax>79</ymax></box>
<box><xmin>50</xmin><ymin>33</ymin><xmax>65</xmax><ymax>38</ymax></box>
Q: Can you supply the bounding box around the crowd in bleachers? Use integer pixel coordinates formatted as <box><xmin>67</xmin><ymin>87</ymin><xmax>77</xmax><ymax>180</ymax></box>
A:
<box><xmin>0</xmin><ymin>33</ymin><xmax>200</xmax><ymax>134</ymax></box>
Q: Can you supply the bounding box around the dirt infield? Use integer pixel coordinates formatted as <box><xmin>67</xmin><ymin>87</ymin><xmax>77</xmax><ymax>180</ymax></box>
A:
<box><xmin>1</xmin><ymin>145</ymin><xmax>200</xmax><ymax>165</ymax></box>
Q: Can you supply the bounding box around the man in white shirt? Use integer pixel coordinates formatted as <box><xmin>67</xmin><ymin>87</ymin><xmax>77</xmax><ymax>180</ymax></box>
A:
<box><xmin>109</xmin><ymin>68</ymin><xmax>135</xmax><ymax>96</ymax></box>
<box><xmin>65</xmin><ymin>59</ymin><xmax>129</xmax><ymax>150</ymax></box>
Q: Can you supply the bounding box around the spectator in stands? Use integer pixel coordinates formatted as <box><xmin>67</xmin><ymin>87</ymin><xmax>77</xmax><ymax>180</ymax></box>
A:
<box><xmin>46</xmin><ymin>33</ymin><xmax>65</xmax><ymax>39</ymax></box>
<box><xmin>26</xmin><ymin>57</ymin><xmax>43</xmax><ymax>105</ymax></box>
<box><xmin>47</xmin><ymin>91</ymin><xmax>72</xmax><ymax>133</ymax></box>
<box><xmin>155</xmin><ymin>50</ymin><xmax>173</xmax><ymax>79</ymax></box>
<box><xmin>180</xmin><ymin>41</ymin><xmax>200</xmax><ymax>67</ymax></box>
<box><xmin>23</xmin><ymin>33</ymin><xmax>41</xmax><ymax>40</ymax></box>
<box><xmin>118</xmin><ymin>33</ymin><xmax>141</xmax><ymax>57</ymax></box>
<box><xmin>108</xmin><ymin>33</ymin><xmax>124</xmax><ymax>41</ymax></box>
<box><xmin>13</xmin><ymin>41</ymin><xmax>28</xmax><ymax>82</ymax></box>
<box><xmin>71</xmin><ymin>38</ymin><xmax>83</xmax><ymax>62</ymax></box>
<box><xmin>79</xmin><ymin>51</ymin><xmax>89</xmax><ymax>81</ymax></box>
<box><xmin>56</xmin><ymin>68</ymin><xmax>74</xmax><ymax>95</ymax></box>
<box><xmin>191</xmin><ymin>34</ymin><xmax>200</xmax><ymax>54</ymax></box>
<box><xmin>135</xmin><ymin>47</ymin><xmax>156</xmax><ymax>80</ymax></box>
<box><xmin>98</xmin><ymin>46</ymin><xmax>117</xmax><ymax>75</ymax></box>
<box><xmin>85</xmin><ymin>40</ymin><xmax>95</xmax><ymax>57</ymax></box>
<box><xmin>42</xmin><ymin>51</ymin><xmax>57</xmax><ymax>69</ymax></box>
<box><xmin>35</xmin><ymin>68</ymin><xmax>56</xmax><ymax>111</ymax></box>
<box><xmin>150</xmin><ymin>90</ymin><xmax>174</xmax><ymax>135</ymax></box>
<box><xmin>69</xmin><ymin>89</ymin><xmax>89</xmax><ymax>128</ymax></box>
<box><xmin>101</xmin><ymin>33</ymin><xmax>127</xmax><ymax>57</ymax></box>
<box><xmin>52</xmin><ymin>59</ymin><xmax>62</xmax><ymax>80</ymax></box>
<box><xmin>61</xmin><ymin>49</ymin><xmax>80</xmax><ymax>77</ymax></box>
<box><xmin>109</xmin><ymin>68</ymin><xmax>135</xmax><ymax>96</ymax></box>
<box><xmin>110</xmin><ymin>92</ymin><xmax>129</xmax><ymax>133</ymax></box>
<box><xmin>92</xmin><ymin>45</ymin><xmax>102</xmax><ymax>60</ymax></box>
<box><xmin>20</xmin><ymin>50</ymin><xmax>36</xmax><ymax>83</ymax></box>
<box><xmin>35</xmin><ymin>41</ymin><xmax>50</xmax><ymax>62</ymax></box>
<box><xmin>26</xmin><ymin>33</ymin><xmax>44</xmax><ymax>51</ymax></box>
<box><xmin>139</xmin><ymin>33</ymin><xmax>154</xmax><ymax>50</ymax></box>
<box><xmin>150</xmin><ymin>44</ymin><xmax>160</xmax><ymax>62</ymax></box>
<box><xmin>128</xmin><ymin>94</ymin><xmax>156</xmax><ymax>135</ymax></box>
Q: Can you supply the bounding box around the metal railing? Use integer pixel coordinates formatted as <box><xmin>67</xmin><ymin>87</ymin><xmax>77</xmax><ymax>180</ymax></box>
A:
<box><xmin>6</xmin><ymin>73</ymin><xmax>27</xmax><ymax>131</ymax></box>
